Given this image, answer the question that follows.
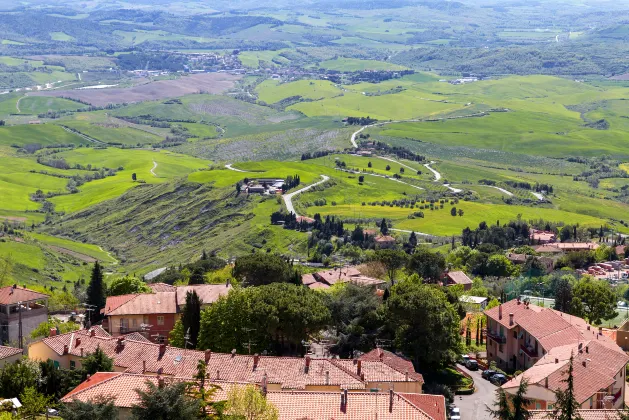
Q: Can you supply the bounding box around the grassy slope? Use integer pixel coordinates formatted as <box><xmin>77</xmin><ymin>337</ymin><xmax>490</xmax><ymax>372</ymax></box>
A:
<box><xmin>256</xmin><ymin>80</ymin><xmax>343</xmax><ymax>104</ymax></box>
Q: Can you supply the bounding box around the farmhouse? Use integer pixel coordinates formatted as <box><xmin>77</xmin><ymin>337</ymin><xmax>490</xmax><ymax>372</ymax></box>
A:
<box><xmin>61</xmin><ymin>372</ymin><xmax>445</xmax><ymax>420</ymax></box>
<box><xmin>485</xmin><ymin>299</ymin><xmax>628</xmax><ymax>410</ymax></box>
<box><xmin>0</xmin><ymin>346</ymin><xmax>23</xmax><ymax>367</ymax></box>
<box><xmin>531</xmin><ymin>229</ymin><xmax>556</xmax><ymax>244</ymax></box>
<box><xmin>375</xmin><ymin>235</ymin><xmax>396</xmax><ymax>249</ymax></box>
<box><xmin>302</xmin><ymin>266</ymin><xmax>385</xmax><ymax>290</ymax></box>
<box><xmin>444</xmin><ymin>271</ymin><xmax>473</xmax><ymax>290</ymax></box>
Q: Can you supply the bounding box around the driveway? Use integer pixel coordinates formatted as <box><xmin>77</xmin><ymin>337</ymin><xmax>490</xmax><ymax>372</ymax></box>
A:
<box><xmin>454</xmin><ymin>364</ymin><xmax>497</xmax><ymax>420</ymax></box>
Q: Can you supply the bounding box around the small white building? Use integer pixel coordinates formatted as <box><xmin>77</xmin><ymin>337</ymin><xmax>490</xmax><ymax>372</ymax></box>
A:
<box><xmin>459</xmin><ymin>295</ymin><xmax>489</xmax><ymax>312</ymax></box>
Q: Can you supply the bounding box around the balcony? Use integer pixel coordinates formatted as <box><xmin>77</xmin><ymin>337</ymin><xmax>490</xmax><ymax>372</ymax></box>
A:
<box><xmin>520</xmin><ymin>344</ymin><xmax>538</xmax><ymax>358</ymax></box>
<box><xmin>487</xmin><ymin>331</ymin><xmax>507</xmax><ymax>344</ymax></box>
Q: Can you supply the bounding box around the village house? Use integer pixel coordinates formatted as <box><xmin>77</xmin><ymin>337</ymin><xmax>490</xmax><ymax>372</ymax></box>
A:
<box><xmin>375</xmin><ymin>235</ymin><xmax>396</xmax><ymax>249</ymax></box>
<box><xmin>485</xmin><ymin>299</ymin><xmax>628</xmax><ymax>411</ymax></box>
<box><xmin>444</xmin><ymin>271</ymin><xmax>473</xmax><ymax>290</ymax></box>
<box><xmin>61</xmin><ymin>371</ymin><xmax>445</xmax><ymax>420</ymax></box>
<box><xmin>530</xmin><ymin>229</ymin><xmax>556</xmax><ymax>244</ymax></box>
<box><xmin>301</xmin><ymin>266</ymin><xmax>386</xmax><ymax>290</ymax></box>
<box><xmin>0</xmin><ymin>285</ymin><xmax>48</xmax><ymax>346</ymax></box>
<box><xmin>102</xmin><ymin>284</ymin><xmax>231</xmax><ymax>342</ymax></box>
<box><xmin>0</xmin><ymin>346</ymin><xmax>23</xmax><ymax>366</ymax></box>
<box><xmin>459</xmin><ymin>296</ymin><xmax>488</xmax><ymax>312</ymax></box>
<box><xmin>29</xmin><ymin>330</ymin><xmax>425</xmax><ymax>394</ymax></box>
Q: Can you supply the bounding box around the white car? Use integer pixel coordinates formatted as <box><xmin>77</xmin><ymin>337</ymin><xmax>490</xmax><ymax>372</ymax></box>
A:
<box><xmin>451</xmin><ymin>407</ymin><xmax>461</xmax><ymax>420</ymax></box>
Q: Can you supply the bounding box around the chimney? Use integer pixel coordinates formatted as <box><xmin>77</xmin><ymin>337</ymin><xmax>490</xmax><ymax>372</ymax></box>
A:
<box><xmin>80</xmin><ymin>348</ymin><xmax>84</xmax><ymax>357</ymax></box>
<box><xmin>261</xmin><ymin>373</ymin><xmax>268</xmax><ymax>396</ymax></box>
<box><xmin>231</xmin><ymin>349</ymin><xmax>236</xmax><ymax>358</ymax></box>
<box><xmin>205</xmin><ymin>349</ymin><xmax>212</xmax><ymax>363</ymax></box>
<box><xmin>90</xmin><ymin>328</ymin><xmax>96</xmax><ymax>337</ymax></box>
<box><xmin>582</xmin><ymin>361</ymin><xmax>587</xmax><ymax>368</ymax></box>
<box><xmin>325</xmin><ymin>370</ymin><xmax>330</xmax><ymax>385</ymax></box>
<box><xmin>555</xmin><ymin>358</ymin><xmax>559</xmax><ymax>364</ymax></box>
<box><xmin>405</xmin><ymin>369</ymin><xmax>409</xmax><ymax>382</ymax></box>
<box><xmin>517</xmin><ymin>298</ymin><xmax>521</xmax><ymax>305</ymax></box>
<box><xmin>587</xmin><ymin>325</ymin><xmax>590</xmax><ymax>331</ymax></box>
<box><xmin>545</xmin><ymin>377</ymin><xmax>548</xmax><ymax>388</ymax></box>
<box><xmin>159</xmin><ymin>344</ymin><xmax>166</xmax><ymax>356</ymax></box>
<box><xmin>598</xmin><ymin>326</ymin><xmax>603</xmax><ymax>335</ymax></box>
<box><xmin>379</xmin><ymin>349</ymin><xmax>384</xmax><ymax>361</ymax></box>
<box><xmin>509</xmin><ymin>313</ymin><xmax>514</xmax><ymax>326</ymax></box>
<box><xmin>389</xmin><ymin>389</ymin><xmax>394</xmax><ymax>413</ymax></box>
<box><xmin>305</xmin><ymin>355</ymin><xmax>311</xmax><ymax>374</ymax></box>
<box><xmin>49</xmin><ymin>328</ymin><xmax>57</xmax><ymax>337</ymax></box>
<box><xmin>157</xmin><ymin>376</ymin><xmax>165</xmax><ymax>388</ymax></box>
<box><xmin>343</xmin><ymin>389</ymin><xmax>348</xmax><ymax>412</ymax></box>
<box><xmin>585</xmin><ymin>346</ymin><xmax>589</xmax><ymax>354</ymax></box>
<box><xmin>75</xmin><ymin>337</ymin><xmax>81</xmax><ymax>347</ymax></box>
<box><xmin>340</xmin><ymin>392</ymin><xmax>346</xmax><ymax>413</ymax></box>
<box><xmin>356</xmin><ymin>360</ymin><xmax>361</xmax><ymax>376</ymax></box>
<box><xmin>63</xmin><ymin>345</ymin><xmax>68</xmax><ymax>355</ymax></box>
<box><xmin>360</xmin><ymin>372</ymin><xmax>365</xmax><ymax>381</ymax></box>
<box><xmin>143</xmin><ymin>360</ymin><xmax>146</xmax><ymax>373</ymax></box>
<box><xmin>499</xmin><ymin>304</ymin><xmax>503</xmax><ymax>320</ymax></box>
<box><xmin>157</xmin><ymin>367</ymin><xmax>163</xmax><ymax>375</ymax></box>
<box><xmin>253</xmin><ymin>354</ymin><xmax>259</xmax><ymax>371</ymax></box>
<box><xmin>216</xmin><ymin>369</ymin><xmax>220</xmax><ymax>380</ymax></box>
<box><xmin>86</xmin><ymin>374</ymin><xmax>91</xmax><ymax>381</ymax></box>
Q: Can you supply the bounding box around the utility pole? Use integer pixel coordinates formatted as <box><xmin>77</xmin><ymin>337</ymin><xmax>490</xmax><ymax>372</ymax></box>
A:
<box><xmin>17</xmin><ymin>301</ymin><xmax>22</xmax><ymax>351</ymax></box>
<box><xmin>82</xmin><ymin>304</ymin><xmax>97</xmax><ymax>329</ymax></box>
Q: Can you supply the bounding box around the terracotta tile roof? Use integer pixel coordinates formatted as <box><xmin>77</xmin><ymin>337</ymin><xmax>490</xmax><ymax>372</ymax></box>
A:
<box><xmin>503</xmin><ymin>340</ymin><xmax>629</xmax><ymax>405</ymax></box>
<box><xmin>104</xmin><ymin>293</ymin><xmax>177</xmax><ymax>316</ymax></box>
<box><xmin>375</xmin><ymin>235</ymin><xmax>396</xmax><ymax>243</ymax></box>
<box><xmin>62</xmin><ymin>373</ymin><xmax>442</xmax><ymax>419</ymax></box>
<box><xmin>175</xmin><ymin>284</ymin><xmax>232</xmax><ymax>306</ymax></box>
<box><xmin>533</xmin><ymin>245</ymin><xmax>563</xmax><ymax>253</ymax></box>
<box><xmin>401</xmin><ymin>393</ymin><xmax>447</xmax><ymax>420</ymax></box>
<box><xmin>148</xmin><ymin>283</ymin><xmax>176</xmax><ymax>293</ymax></box>
<box><xmin>446</xmin><ymin>271</ymin><xmax>472</xmax><ymax>285</ymax></box>
<box><xmin>550</xmin><ymin>243</ymin><xmax>599</xmax><ymax>250</ymax></box>
<box><xmin>359</xmin><ymin>349</ymin><xmax>424</xmax><ymax>383</ymax></box>
<box><xmin>301</xmin><ymin>274</ymin><xmax>317</xmax><ymax>286</ymax></box>
<box><xmin>0</xmin><ymin>346</ymin><xmax>21</xmax><ymax>359</ymax></box>
<box><xmin>61</xmin><ymin>372</ymin><xmax>235</xmax><ymax>408</ymax></box>
<box><xmin>266</xmin><ymin>390</ymin><xmax>439</xmax><ymax>419</ymax></box>
<box><xmin>123</xmin><ymin>332</ymin><xmax>151</xmax><ymax>343</ymax></box>
<box><xmin>0</xmin><ymin>286</ymin><xmax>48</xmax><ymax>305</ymax></box>
<box><xmin>529</xmin><ymin>410</ymin><xmax>622</xmax><ymax>420</ymax></box>
<box><xmin>36</xmin><ymin>332</ymin><xmax>423</xmax><ymax>390</ymax></box>
<box><xmin>305</xmin><ymin>267</ymin><xmax>384</xmax><ymax>289</ymax></box>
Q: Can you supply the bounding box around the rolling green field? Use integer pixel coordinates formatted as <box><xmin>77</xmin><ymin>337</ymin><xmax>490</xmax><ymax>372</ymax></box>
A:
<box><xmin>256</xmin><ymin>80</ymin><xmax>342</xmax><ymax>104</ymax></box>
<box><xmin>318</xmin><ymin>58</ymin><xmax>409</xmax><ymax>72</ymax></box>
<box><xmin>15</xmin><ymin>96</ymin><xmax>85</xmax><ymax>115</ymax></box>
<box><xmin>0</xmin><ymin>124</ymin><xmax>87</xmax><ymax>148</ymax></box>
<box><xmin>50</xmin><ymin>32</ymin><xmax>76</xmax><ymax>41</ymax></box>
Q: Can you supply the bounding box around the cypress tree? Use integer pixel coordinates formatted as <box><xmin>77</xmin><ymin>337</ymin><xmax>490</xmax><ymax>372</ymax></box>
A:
<box><xmin>551</xmin><ymin>352</ymin><xmax>583</xmax><ymax>420</ymax></box>
<box><xmin>86</xmin><ymin>262</ymin><xmax>106</xmax><ymax>322</ymax></box>
<box><xmin>182</xmin><ymin>291</ymin><xmax>202</xmax><ymax>349</ymax></box>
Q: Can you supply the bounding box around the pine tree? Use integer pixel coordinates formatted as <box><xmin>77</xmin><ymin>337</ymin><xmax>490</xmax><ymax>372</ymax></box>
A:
<box><xmin>86</xmin><ymin>262</ymin><xmax>106</xmax><ymax>322</ymax></box>
<box><xmin>487</xmin><ymin>378</ymin><xmax>530</xmax><ymax>420</ymax></box>
<box><xmin>550</xmin><ymin>352</ymin><xmax>583</xmax><ymax>420</ymax></box>
<box><xmin>182</xmin><ymin>291</ymin><xmax>202</xmax><ymax>349</ymax></box>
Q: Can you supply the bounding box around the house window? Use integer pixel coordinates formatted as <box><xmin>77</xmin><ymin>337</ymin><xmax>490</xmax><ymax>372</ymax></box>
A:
<box><xmin>535</xmin><ymin>402</ymin><xmax>541</xmax><ymax>410</ymax></box>
<box><xmin>143</xmin><ymin>315</ymin><xmax>149</xmax><ymax>325</ymax></box>
<box><xmin>548</xmin><ymin>404</ymin><xmax>553</xmax><ymax>410</ymax></box>
<box><xmin>70</xmin><ymin>361</ymin><xmax>75</xmax><ymax>370</ymax></box>
<box><xmin>513</xmin><ymin>331</ymin><xmax>517</xmax><ymax>338</ymax></box>
<box><xmin>157</xmin><ymin>316</ymin><xmax>164</xmax><ymax>326</ymax></box>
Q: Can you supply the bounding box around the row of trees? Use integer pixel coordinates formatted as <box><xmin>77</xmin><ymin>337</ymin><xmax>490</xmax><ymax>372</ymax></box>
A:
<box><xmin>170</xmin><ymin>278</ymin><xmax>463</xmax><ymax>368</ymax></box>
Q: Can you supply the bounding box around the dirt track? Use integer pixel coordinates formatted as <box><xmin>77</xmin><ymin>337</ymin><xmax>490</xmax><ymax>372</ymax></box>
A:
<box><xmin>30</xmin><ymin>73</ymin><xmax>241</xmax><ymax>106</ymax></box>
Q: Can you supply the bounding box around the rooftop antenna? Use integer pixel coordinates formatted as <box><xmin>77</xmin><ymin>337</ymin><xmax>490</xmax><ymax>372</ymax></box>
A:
<box><xmin>241</xmin><ymin>327</ymin><xmax>256</xmax><ymax>354</ymax></box>
<box><xmin>184</xmin><ymin>328</ymin><xmax>193</xmax><ymax>350</ymax></box>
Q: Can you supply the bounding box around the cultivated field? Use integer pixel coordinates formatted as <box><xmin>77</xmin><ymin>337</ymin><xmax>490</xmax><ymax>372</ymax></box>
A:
<box><xmin>31</xmin><ymin>73</ymin><xmax>241</xmax><ymax>105</ymax></box>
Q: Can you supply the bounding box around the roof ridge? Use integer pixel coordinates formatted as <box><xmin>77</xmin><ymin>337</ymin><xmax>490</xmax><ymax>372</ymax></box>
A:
<box><xmin>104</xmin><ymin>293</ymin><xmax>139</xmax><ymax>315</ymax></box>
<box><xmin>327</xmin><ymin>359</ymin><xmax>365</xmax><ymax>382</ymax></box>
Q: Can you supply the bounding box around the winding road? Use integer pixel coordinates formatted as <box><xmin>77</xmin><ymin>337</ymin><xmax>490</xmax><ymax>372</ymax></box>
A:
<box><xmin>424</xmin><ymin>161</ymin><xmax>463</xmax><ymax>193</ymax></box>
<box><xmin>150</xmin><ymin>161</ymin><xmax>158</xmax><ymax>176</ymax></box>
<box><xmin>283</xmin><ymin>175</ymin><xmax>330</xmax><ymax>217</ymax></box>
<box><xmin>225</xmin><ymin>164</ymin><xmax>249</xmax><ymax>173</ymax></box>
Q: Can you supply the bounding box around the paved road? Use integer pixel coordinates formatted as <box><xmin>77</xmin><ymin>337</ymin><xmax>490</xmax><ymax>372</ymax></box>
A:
<box><xmin>283</xmin><ymin>175</ymin><xmax>330</xmax><ymax>217</ymax></box>
<box><xmin>454</xmin><ymin>364</ymin><xmax>497</xmax><ymax>420</ymax></box>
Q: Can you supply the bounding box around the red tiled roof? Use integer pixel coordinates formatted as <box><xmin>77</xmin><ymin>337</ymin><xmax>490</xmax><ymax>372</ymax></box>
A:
<box><xmin>175</xmin><ymin>284</ymin><xmax>231</xmax><ymax>306</ymax></box>
<box><xmin>446</xmin><ymin>271</ymin><xmax>472</xmax><ymax>285</ymax></box>
<box><xmin>36</xmin><ymin>331</ymin><xmax>423</xmax><ymax>390</ymax></box>
<box><xmin>148</xmin><ymin>283</ymin><xmax>176</xmax><ymax>293</ymax></box>
<box><xmin>0</xmin><ymin>346</ymin><xmax>21</xmax><ymax>359</ymax></box>
<box><xmin>401</xmin><ymin>393</ymin><xmax>447</xmax><ymax>420</ymax></box>
<box><xmin>267</xmin><ymin>390</ymin><xmax>438</xmax><ymax>419</ymax></box>
<box><xmin>503</xmin><ymin>340</ymin><xmax>629</xmax><ymax>405</ymax></box>
<box><xmin>104</xmin><ymin>292</ymin><xmax>177</xmax><ymax>316</ymax></box>
<box><xmin>529</xmin><ymin>410</ymin><xmax>622</xmax><ymax>420</ymax></box>
<box><xmin>62</xmin><ymin>373</ymin><xmax>442</xmax><ymax>419</ymax></box>
<box><xmin>63</xmin><ymin>372</ymin><xmax>120</xmax><ymax>400</ymax></box>
<box><xmin>533</xmin><ymin>245</ymin><xmax>563</xmax><ymax>253</ymax></box>
<box><xmin>0</xmin><ymin>286</ymin><xmax>48</xmax><ymax>305</ymax></box>
<box><xmin>359</xmin><ymin>349</ymin><xmax>424</xmax><ymax>383</ymax></box>
<box><xmin>305</xmin><ymin>267</ymin><xmax>384</xmax><ymax>289</ymax></box>
<box><xmin>375</xmin><ymin>235</ymin><xmax>396</xmax><ymax>243</ymax></box>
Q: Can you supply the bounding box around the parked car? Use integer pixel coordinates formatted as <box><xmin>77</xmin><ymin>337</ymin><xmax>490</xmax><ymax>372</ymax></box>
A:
<box><xmin>482</xmin><ymin>369</ymin><xmax>497</xmax><ymax>380</ymax></box>
<box><xmin>465</xmin><ymin>359</ymin><xmax>479</xmax><ymax>370</ymax></box>
<box><xmin>458</xmin><ymin>355</ymin><xmax>470</xmax><ymax>365</ymax></box>
<box><xmin>450</xmin><ymin>407</ymin><xmax>460</xmax><ymax>420</ymax></box>
<box><xmin>490</xmin><ymin>373</ymin><xmax>508</xmax><ymax>386</ymax></box>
